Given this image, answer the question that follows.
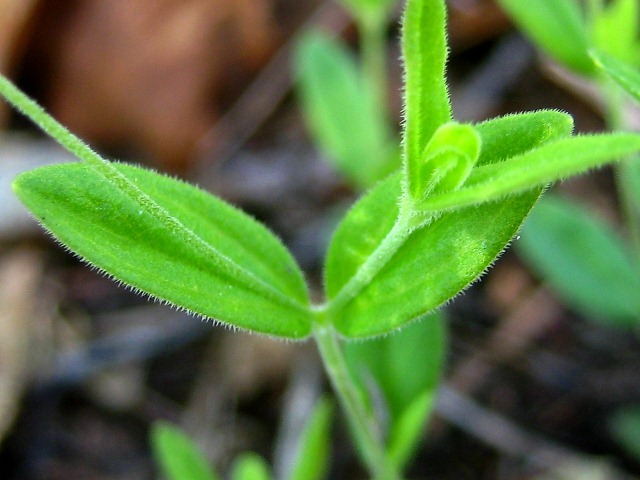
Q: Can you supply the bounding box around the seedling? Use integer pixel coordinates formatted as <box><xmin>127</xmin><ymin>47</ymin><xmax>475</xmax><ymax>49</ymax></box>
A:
<box><xmin>3</xmin><ymin>0</ymin><xmax>640</xmax><ymax>477</ymax></box>
<box><xmin>295</xmin><ymin>2</ymin><xmax>446</xmax><ymax>470</ymax></box>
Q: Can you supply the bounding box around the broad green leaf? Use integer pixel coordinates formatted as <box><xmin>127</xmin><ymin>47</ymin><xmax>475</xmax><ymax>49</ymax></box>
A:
<box><xmin>230</xmin><ymin>453</ymin><xmax>272</xmax><ymax>480</ymax></box>
<box><xmin>591</xmin><ymin>49</ymin><xmax>640</xmax><ymax>102</ymax></box>
<box><xmin>518</xmin><ymin>195</ymin><xmax>640</xmax><ymax>326</ymax></box>
<box><xmin>409</xmin><ymin>122</ymin><xmax>480</xmax><ymax>202</ymax></box>
<box><xmin>150</xmin><ymin>421</ymin><xmax>219</xmax><ymax>480</ymax></box>
<box><xmin>589</xmin><ymin>0</ymin><xmax>640</xmax><ymax>66</ymax></box>
<box><xmin>402</xmin><ymin>0</ymin><xmax>452</xmax><ymax>179</ymax></box>
<box><xmin>288</xmin><ymin>398</ymin><xmax>334</xmax><ymax>480</ymax></box>
<box><xmin>610</xmin><ymin>406</ymin><xmax>640</xmax><ymax>462</ymax></box>
<box><xmin>13</xmin><ymin>163</ymin><xmax>313</xmax><ymax>339</ymax></box>
<box><xmin>295</xmin><ymin>31</ymin><xmax>397</xmax><ymax>189</ymax></box>
<box><xmin>327</xmin><ymin>174</ymin><xmax>538</xmax><ymax>337</ymax></box>
<box><xmin>497</xmin><ymin>0</ymin><xmax>595</xmax><ymax>75</ymax></box>
<box><xmin>325</xmin><ymin>111</ymin><xmax>573</xmax><ymax>337</ymax></box>
<box><xmin>418</xmin><ymin>133</ymin><xmax>640</xmax><ymax>213</ymax></box>
<box><xmin>345</xmin><ymin>313</ymin><xmax>444</xmax><ymax>468</ymax></box>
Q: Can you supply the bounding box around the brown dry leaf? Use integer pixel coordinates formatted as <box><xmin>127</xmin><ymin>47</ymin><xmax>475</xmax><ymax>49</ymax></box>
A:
<box><xmin>0</xmin><ymin>0</ymin><xmax>39</xmax><ymax>125</ymax></box>
<box><xmin>0</xmin><ymin>249</ymin><xmax>45</xmax><ymax>442</ymax></box>
<box><xmin>448</xmin><ymin>0</ymin><xmax>511</xmax><ymax>50</ymax></box>
<box><xmin>20</xmin><ymin>0</ymin><xmax>280</xmax><ymax>172</ymax></box>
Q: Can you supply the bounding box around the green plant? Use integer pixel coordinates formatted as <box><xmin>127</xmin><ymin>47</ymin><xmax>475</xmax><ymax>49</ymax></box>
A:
<box><xmin>3</xmin><ymin>0</ymin><xmax>640</xmax><ymax>477</ymax></box>
<box><xmin>497</xmin><ymin>0</ymin><xmax>640</xmax><ymax>462</ymax></box>
<box><xmin>295</xmin><ymin>2</ymin><xmax>446</xmax><ymax>470</ymax></box>
<box><xmin>295</xmin><ymin>0</ymin><xmax>399</xmax><ymax>189</ymax></box>
<box><xmin>151</xmin><ymin>398</ymin><xmax>333</xmax><ymax>480</ymax></box>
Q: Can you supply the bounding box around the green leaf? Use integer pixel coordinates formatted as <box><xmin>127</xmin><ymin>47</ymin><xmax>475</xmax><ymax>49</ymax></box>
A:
<box><xmin>345</xmin><ymin>313</ymin><xmax>445</xmax><ymax>469</ymax></box>
<box><xmin>327</xmin><ymin>174</ymin><xmax>538</xmax><ymax>338</ymax></box>
<box><xmin>409</xmin><ymin>122</ymin><xmax>481</xmax><ymax>202</ymax></box>
<box><xmin>591</xmin><ymin>49</ymin><xmax>640</xmax><ymax>102</ymax></box>
<box><xmin>402</xmin><ymin>0</ymin><xmax>452</xmax><ymax>179</ymax></box>
<box><xmin>287</xmin><ymin>398</ymin><xmax>334</xmax><ymax>480</ymax></box>
<box><xmin>473</xmin><ymin>110</ymin><xmax>574</xmax><ymax>165</ymax></box>
<box><xmin>610</xmin><ymin>405</ymin><xmax>640</xmax><ymax>462</ymax></box>
<box><xmin>325</xmin><ymin>111</ymin><xmax>574</xmax><ymax>338</ymax></box>
<box><xmin>418</xmin><ymin>132</ymin><xmax>640</xmax><ymax>213</ymax></box>
<box><xmin>496</xmin><ymin>0</ymin><xmax>595</xmax><ymax>75</ymax></box>
<box><xmin>345</xmin><ymin>313</ymin><xmax>444</xmax><ymax>418</ymax></box>
<box><xmin>13</xmin><ymin>163</ymin><xmax>313</xmax><ymax>339</ymax></box>
<box><xmin>150</xmin><ymin>421</ymin><xmax>219</xmax><ymax>480</ymax></box>
<box><xmin>230</xmin><ymin>453</ymin><xmax>272</xmax><ymax>480</ymax></box>
<box><xmin>518</xmin><ymin>195</ymin><xmax>640</xmax><ymax>326</ymax></box>
<box><xmin>386</xmin><ymin>390</ymin><xmax>435</xmax><ymax>470</ymax></box>
<box><xmin>589</xmin><ymin>0</ymin><xmax>640</xmax><ymax>66</ymax></box>
<box><xmin>295</xmin><ymin>31</ymin><xmax>397</xmax><ymax>189</ymax></box>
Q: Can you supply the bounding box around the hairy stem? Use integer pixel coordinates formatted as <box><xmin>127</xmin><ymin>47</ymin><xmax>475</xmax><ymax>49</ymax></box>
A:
<box><xmin>313</xmin><ymin>321</ymin><xmax>401</xmax><ymax>480</ymax></box>
<box><xmin>323</xmin><ymin>210</ymin><xmax>413</xmax><ymax>317</ymax></box>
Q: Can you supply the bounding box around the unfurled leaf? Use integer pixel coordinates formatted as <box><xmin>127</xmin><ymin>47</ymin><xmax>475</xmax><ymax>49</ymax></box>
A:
<box><xmin>418</xmin><ymin>133</ymin><xmax>640</xmax><ymax>213</ymax></box>
<box><xmin>409</xmin><ymin>122</ymin><xmax>480</xmax><ymax>202</ymax></box>
<box><xmin>13</xmin><ymin>163</ymin><xmax>312</xmax><ymax>339</ymax></box>
<box><xmin>497</xmin><ymin>0</ymin><xmax>595</xmax><ymax>75</ymax></box>
<box><xmin>325</xmin><ymin>111</ymin><xmax>573</xmax><ymax>338</ymax></box>
<box><xmin>345</xmin><ymin>313</ymin><xmax>444</xmax><ymax>468</ymax></box>
<box><xmin>295</xmin><ymin>31</ymin><xmax>397</xmax><ymax>189</ymax></box>
<box><xmin>151</xmin><ymin>421</ymin><xmax>219</xmax><ymax>480</ymax></box>
<box><xmin>518</xmin><ymin>195</ymin><xmax>640</xmax><ymax>326</ymax></box>
<box><xmin>288</xmin><ymin>398</ymin><xmax>333</xmax><ymax>480</ymax></box>
<box><xmin>591</xmin><ymin>49</ymin><xmax>640</xmax><ymax>102</ymax></box>
<box><xmin>402</xmin><ymin>0</ymin><xmax>452</xmax><ymax>176</ymax></box>
<box><xmin>230</xmin><ymin>453</ymin><xmax>273</xmax><ymax>480</ymax></box>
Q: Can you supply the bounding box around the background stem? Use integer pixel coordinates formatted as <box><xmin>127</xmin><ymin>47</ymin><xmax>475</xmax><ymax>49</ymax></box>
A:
<box><xmin>359</xmin><ymin>15</ymin><xmax>388</xmax><ymax>117</ymax></box>
<box><xmin>602</xmin><ymin>79</ymin><xmax>640</xmax><ymax>263</ymax></box>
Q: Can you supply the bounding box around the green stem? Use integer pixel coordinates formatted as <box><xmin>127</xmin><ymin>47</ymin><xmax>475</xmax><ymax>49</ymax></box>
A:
<box><xmin>313</xmin><ymin>321</ymin><xmax>401</xmax><ymax>480</ymax></box>
<box><xmin>323</xmin><ymin>209</ymin><xmax>417</xmax><ymax>317</ymax></box>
